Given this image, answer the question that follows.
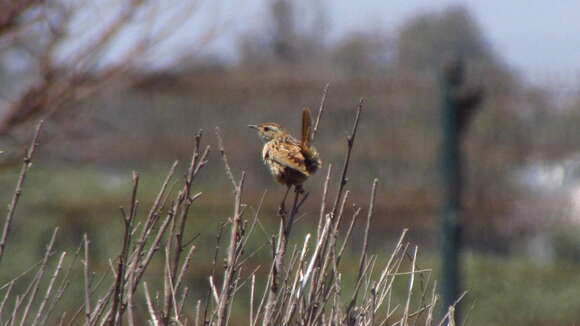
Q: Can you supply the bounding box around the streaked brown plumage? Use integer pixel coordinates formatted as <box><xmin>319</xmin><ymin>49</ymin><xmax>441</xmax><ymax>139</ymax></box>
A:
<box><xmin>249</xmin><ymin>108</ymin><xmax>321</xmax><ymax>193</ymax></box>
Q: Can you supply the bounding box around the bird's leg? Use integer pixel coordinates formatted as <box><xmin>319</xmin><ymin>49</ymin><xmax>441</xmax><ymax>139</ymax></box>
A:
<box><xmin>278</xmin><ymin>186</ymin><xmax>291</xmax><ymax>216</ymax></box>
<box><xmin>284</xmin><ymin>185</ymin><xmax>304</xmax><ymax>217</ymax></box>
<box><xmin>294</xmin><ymin>184</ymin><xmax>305</xmax><ymax>194</ymax></box>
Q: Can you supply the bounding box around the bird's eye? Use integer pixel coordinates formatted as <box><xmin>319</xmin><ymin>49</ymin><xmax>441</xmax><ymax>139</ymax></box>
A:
<box><xmin>263</xmin><ymin>127</ymin><xmax>271</xmax><ymax>132</ymax></box>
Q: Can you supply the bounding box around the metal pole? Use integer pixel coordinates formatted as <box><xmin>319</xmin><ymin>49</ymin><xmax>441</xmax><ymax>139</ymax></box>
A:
<box><xmin>440</xmin><ymin>60</ymin><xmax>482</xmax><ymax>323</ymax></box>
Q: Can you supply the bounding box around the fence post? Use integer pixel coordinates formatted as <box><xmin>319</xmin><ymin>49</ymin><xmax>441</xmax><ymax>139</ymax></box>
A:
<box><xmin>440</xmin><ymin>59</ymin><xmax>482</xmax><ymax>323</ymax></box>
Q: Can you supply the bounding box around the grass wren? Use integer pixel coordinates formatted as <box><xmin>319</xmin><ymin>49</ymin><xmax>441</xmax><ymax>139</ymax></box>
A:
<box><xmin>249</xmin><ymin>108</ymin><xmax>322</xmax><ymax>194</ymax></box>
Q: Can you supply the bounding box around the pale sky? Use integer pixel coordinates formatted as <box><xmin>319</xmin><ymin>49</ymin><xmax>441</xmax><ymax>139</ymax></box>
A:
<box><xmin>88</xmin><ymin>0</ymin><xmax>580</xmax><ymax>88</ymax></box>
<box><xmin>328</xmin><ymin>0</ymin><xmax>580</xmax><ymax>86</ymax></box>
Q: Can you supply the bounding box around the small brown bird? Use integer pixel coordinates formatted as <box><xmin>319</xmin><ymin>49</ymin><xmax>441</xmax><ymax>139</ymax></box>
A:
<box><xmin>249</xmin><ymin>108</ymin><xmax>322</xmax><ymax>196</ymax></box>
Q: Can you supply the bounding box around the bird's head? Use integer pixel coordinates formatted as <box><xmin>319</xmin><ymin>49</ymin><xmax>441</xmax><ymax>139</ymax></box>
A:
<box><xmin>248</xmin><ymin>123</ymin><xmax>287</xmax><ymax>142</ymax></box>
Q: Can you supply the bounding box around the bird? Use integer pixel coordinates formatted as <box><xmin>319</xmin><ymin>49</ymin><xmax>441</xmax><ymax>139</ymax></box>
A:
<box><xmin>249</xmin><ymin>108</ymin><xmax>322</xmax><ymax>200</ymax></box>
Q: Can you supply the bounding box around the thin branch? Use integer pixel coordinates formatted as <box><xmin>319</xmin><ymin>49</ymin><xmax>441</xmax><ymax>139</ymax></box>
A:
<box><xmin>31</xmin><ymin>252</ymin><xmax>66</xmax><ymax>326</ymax></box>
<box><xmin>347</xmin><ymin>178</ymin><xmax>378</xmax><ymax>320</ymax></box>
<box><xmin>41</xmin><ymin>238</ymin><xmax>85</xmax><ymax>326</ymax></box>
<box><xmin>0</xmin><ymin>120</ymin><xmax>43</xmax><ymax>263</ymax></box>
<box><xmin>83</xmin><ymin>234</ymin><xmax>91</xmax><ymax>325</ymax></box>
<box><xmin>215</xmin><ymin>127</ymin><xmax>238</xmax><ymax>188</ymax></box>
<box><xmin>331</xmin><ymin>98</ymin><xmax>364</xmax><ymax>218</ymax></box>
<box><xmin>107</xmin><ymin>172</ymin><xmax>139</xmax><ymax>325</ymax></box>
<box><xmin>0</xmin><ymin>281</ymin><xmax>14</xmax><ymax>321</ymax></box>
<box><xmin>215</xmin><ymin>127</ymin><xmax>246</xmax><ymax>326</ymax></box>
<box><xmin>144</xmin><ymin>283</ymin><xmax>161</xmax><ymax>326</ymax></box>
<box><xmin>129</xmin><ymin>161</ymin><xmax>179</xmax><ymax>294</ymax></box>
<box><xmin>311</xmin><ymin>83</ymin><xmax>329</xmax><ymax>142</ymax></box>
<box><xmin>19</xmin><ymin>228</ymin><xmax>58</xmax><ymax>326</ymax></box>
<box><xmin>402</xmin><ymin>246</ymin><xmax>419</xmax><ymax>325</ymax></box>
<box><xmin>316</xmin><ymin>164</ymin><xmax>332</xmax><ymax>239</ymax></box>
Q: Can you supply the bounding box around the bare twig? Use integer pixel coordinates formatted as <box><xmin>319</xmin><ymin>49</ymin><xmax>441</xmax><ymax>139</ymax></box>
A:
<box><xmin>311</xmin><ymin>83</ymin><xmax>329</xmax><ymax>142</ymax></box>
<box><xmin>356</xmin><ymin>179</ymin><xmax>379</xmax><ymax>294</ymax></box>
<box><xmin>41</xmin><ymin>239</ymin><xmax>85</xmax><ymax>326</ymax></box>
<box><xmin>263</xmin><ymin>189</ymin><xmax>305</xmax><ymax>326</ymax></box>
<box><xmin>402</xmin><ymin>246</ymin><xmax>419</xmax><ymax>325</ymax></box>
<box><xmin>129</xmin><ymin>161</ymin><xmax>179</xmax><ymax>294</ymax></box>
<box><xmin>316</xmin><ymin>164</ymin><xmax>332</xmax><ymax>239</ymax></box>
<box><xmin>127</xmin><ymin>266</ymin><xmax>136</xmax><ymax>326</ymax></box>
<box><xmin>331</xmin><ymin>98</ymin><xmax>364</xmax><ymax>218</ymax></box>
<box><xmin>0</xmin><ymin>281</ymin><xmax>14</xmax><ymax>321</ymax></box>
<box><xmin>144</xmin><ymin>283</ymin><xmax>161</xmax><ymax>326</ymax></box>
<box><xmin>83</xmin><ymin>234</ymin><xmax>91</xmax><ymax>324</ymax></box>
<box><xmin>0</xmin><ymin>121</ymin><xmax>43</xmax><ymax>263</ymax></box>
<box><xmin>31</xmin><ymin>252</ymin><xmax>66</xmax><ymax>326</ymax></box>
<box><xmin>163</xmin><ymin>130</ymin><xmax>208</xmax><ymax>324</ymax></box>
<box><xmin>107</xmin><ymin>172</ymin><xmax>139</xmax><ymax>325</ymax></box>
<box><xmin>215</xmin><ymin>127</ymin><xmax>247</xmax><ymax>326</ymax></box>
<box><xmin>215</xmin><ymin>127</ymin><xmax>238</xmax><ymax>188</ymax></box>
<box><xmin>19</xmin><ymin>228</ymin><xmax>58</xmax><ymax>326</ymax></box>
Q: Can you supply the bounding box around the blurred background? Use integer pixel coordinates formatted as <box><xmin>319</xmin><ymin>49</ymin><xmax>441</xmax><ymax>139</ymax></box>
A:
<box><xmin>1</xmin><ymin>0</ymin><xmax>580</xmax><ymax>324</ymax></box>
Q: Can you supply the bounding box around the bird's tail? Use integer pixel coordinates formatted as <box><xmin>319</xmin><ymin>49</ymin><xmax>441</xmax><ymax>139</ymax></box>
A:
<box><xmin>301</xmin><ymin>107</ymin><xmax>312</xmax><ymax>149</ymax></box>
<box><xmin>301</xmin><ymin>107</ymin><xmax>321</xmax><ymax>174</ymax></box>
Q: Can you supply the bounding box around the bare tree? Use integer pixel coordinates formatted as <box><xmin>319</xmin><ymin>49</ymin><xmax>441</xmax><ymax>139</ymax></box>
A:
<box><xmin>0</xmin><ymin>0</ymin><xmax>214</xmax><ymax>135</ymax></box>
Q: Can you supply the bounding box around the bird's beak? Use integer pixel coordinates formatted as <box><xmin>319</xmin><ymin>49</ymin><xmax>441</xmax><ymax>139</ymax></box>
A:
<box><xmin>248</xmin><ymin>125</ymin><xmax>258</xmax><ymax>130</ymax></box>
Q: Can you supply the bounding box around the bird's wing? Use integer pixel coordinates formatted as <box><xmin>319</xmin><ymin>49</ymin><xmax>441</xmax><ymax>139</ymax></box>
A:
<box><xmin>266</xmin><ymin>138</ymin><xmax>310</xmax><ymax>176</ymax></box>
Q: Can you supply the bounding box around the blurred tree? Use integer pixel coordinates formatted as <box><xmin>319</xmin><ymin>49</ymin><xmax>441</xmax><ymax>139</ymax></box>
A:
<box><xmin>0</xmin><ymin>0</ymin><xmax>212</xmax><ymax>136</ymax></box>
<box><xmin>331</xmin><ymin>31</ymin><xmax>392</xmax><ymax>77</ymax></box>
<box><xmin>396</xmin><ymin>6</ymin><xmax>495</xmax><ymax>75</ymax></box>
<box><xmin>392</xmin><ymin>5</ymin><xmax>551</xmax><ymax>251</ymax></box>
<box><xmin>271</xmin><ymin>0</ymin><xmax>295</xmax><ymax>62</ymax></box>
<box><xmin>238</xmin><ymin>0</ymin><xmax>328</xmax><ymax>70</ymax></box>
